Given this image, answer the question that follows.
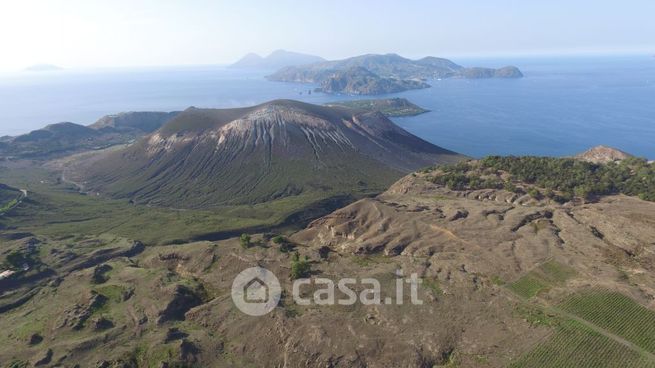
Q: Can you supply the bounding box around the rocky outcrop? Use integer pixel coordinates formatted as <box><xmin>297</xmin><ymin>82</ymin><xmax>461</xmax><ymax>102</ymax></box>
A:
<box><xmin>157</xmin><ymin>284</ymin><xmax>206</xmax><ymax>323</ymax></box>
<box><xmin>56</xmin><ymin>291</ymin><xmax>107</xmax><ymax>330</ymax></box>
<box><xmin>575</xmin><ymin>145</ymin><xmax>633</xmax><ymax>164</ymax></box>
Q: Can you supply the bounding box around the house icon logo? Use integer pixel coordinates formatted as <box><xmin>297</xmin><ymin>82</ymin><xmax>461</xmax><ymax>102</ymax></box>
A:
<box><xmin>231</xmin><ymin>267</ymin><xmax>281</xmax><ymax>316</ymax></box>
<box><xmin>244</xmin><ymin>277</ymin><xmax>268</xmax><ymax>303</ymax></box>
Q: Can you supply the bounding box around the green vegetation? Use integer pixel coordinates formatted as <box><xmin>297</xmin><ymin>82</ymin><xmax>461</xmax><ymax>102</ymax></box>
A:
<box><xmin>3</xmin><ymin>250</ymin><xmax>39</xmax><ymax>270</ymax></box>
<box><xmin>509</xmin><ymin>274</ymin><xmax>549</xmax><ymax>299</ymax></box>
<box><xmin>290</xmin><ymin>252</ymin><xmax>311</xmax><ymax>280</ymax></box>
<box><xmin>95</xmin><ymin>284</ymin><xmax>129</xmax><ymax>303</ymax></box>
<box><xmin>272</xmin><ymin>235</ymin><xmax>294</xmax><ymax>252</ymax></box>
<box><xmin>429</xmin><ymin>156</ymin><xmax>655</xmax><ymax>202</ymax></box>
<box><xmin>5</xmin><ymin>360</ymin><xmax>29</xmax><ymax>368</ymax></box>
<box><xmin>239</xmin><ymin>233</ymin><xmax>251</xmax><ymax>249</ymax></box>
<box><xmin>490</xmin><ymin>275</ymin><xmax>505</xmax><ymax>286</ymax></box>
<box><xmin>0</xmin><ymin>166</ymin><xmax>358</xmax><ymax>245</ymax></box>
<box><xmin>515</xmin><ymin>304</ymin><xmax>560</xmax><ymax>327</ymax></box>
<box><xmin>0</xmin><ymin>198</ymin><xmax>18</xmax><ymax>214</ymax></box>
<box><xmin>325</xmin><ymin>98</ymin><xmax>429</xmax><ymax>117</ymax></box>
<box><xmin>422</xmin><ymin>278</ymin><xmax>443</xmax><ymax>296</ymax></box>
<box><xmin>512</xmin><ymin>290</ymin><xmax>655</xmax><ymax>367</ymax></box>
<box><xmin>508</xmin><ymin>261</ymin><xmax>576</xmax><ymax>298</ymax></box>
<box><xmin>510</xmin><ymin>320</ymin><xmax>655</xmax><ymax>368</ymax></box>
<box><xmin>0</xmin><ymin>183</ymin><xmax>22</xmax><ymax>214</ymax></box>
<box><xmin>559</xmin><ymin>290</ymin><xmax>655</xmax><ymax>354</ymax></box>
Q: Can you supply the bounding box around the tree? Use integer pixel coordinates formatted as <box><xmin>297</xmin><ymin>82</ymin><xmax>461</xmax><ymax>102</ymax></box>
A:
<box><xmin>240</xmin><ymin>233</ymin><xmax>251</xmax><ymax>249</ymax></box>
<box><xmin>290</xmin><ymin>252</ymin><xmax>311</xmax><ymax>280</ymax></box>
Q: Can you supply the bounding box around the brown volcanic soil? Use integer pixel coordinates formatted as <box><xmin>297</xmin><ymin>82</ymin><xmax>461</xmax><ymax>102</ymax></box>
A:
<box><xmin>1</xmin><ymin>172</ymin><xmax>655</xmax><ymax>367</ymax></box>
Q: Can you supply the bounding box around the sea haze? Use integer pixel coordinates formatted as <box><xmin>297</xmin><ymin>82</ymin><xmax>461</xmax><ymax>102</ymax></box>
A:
<box><xmin>0</xmin><ymin>55</ymin><xmax>653</xmax><ymax>158</ymax></box>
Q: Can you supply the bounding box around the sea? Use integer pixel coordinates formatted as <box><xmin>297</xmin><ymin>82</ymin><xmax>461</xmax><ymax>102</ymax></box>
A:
<box><xmin>1</xmin><ymin>55</ymin><xmax>654</xmax><ymax>159</ymax></box>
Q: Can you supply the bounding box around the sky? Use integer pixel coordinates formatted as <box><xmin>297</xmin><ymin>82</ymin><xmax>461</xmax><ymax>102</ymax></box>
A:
<box><xmin>0</xmin><ymin>0</ymin><xmax>653</xmax><ymax>71</ymax></box>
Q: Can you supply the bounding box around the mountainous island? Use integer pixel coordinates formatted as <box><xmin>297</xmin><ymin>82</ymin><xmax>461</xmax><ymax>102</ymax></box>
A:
<box><xmin>267</xmin><ymin>53</ymin><xmax>523</xmax><ymax>95</ymax></box>
<box><xmin>230</xmin><ymin>50</ymin><xmax>325</xmax><ymax>70</ymax></box>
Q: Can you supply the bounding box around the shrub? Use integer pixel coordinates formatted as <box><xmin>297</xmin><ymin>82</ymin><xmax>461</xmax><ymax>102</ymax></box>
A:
<box><xmin>290</xmin><ymin>252</ymin><xmax>311</xmax><ymax>280</ymax></box>
<box><xmin>239</xmin><ymin>233</ymin><xmax>251</xmax><ymax>249</ymax></box>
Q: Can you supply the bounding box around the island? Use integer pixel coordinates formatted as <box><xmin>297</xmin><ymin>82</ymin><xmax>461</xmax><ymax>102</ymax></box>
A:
<box><xmin>315</xmin><ymin>67</ymin><xmax>430</xmax><ymax>95</ymax></box>
<box><xmin>267</xmin><ymin>53</ymin><xmax>523</xmax><ymax>95</ymax></box>
<box><xmin>230</xmin><ymin>50</ymin><xmax>324</xmax><ymax>70</ymax></box>
<box><xmin>324</xmin><ymin>98</ymin><xmax>429</xmax><ymax>117</ymax></box>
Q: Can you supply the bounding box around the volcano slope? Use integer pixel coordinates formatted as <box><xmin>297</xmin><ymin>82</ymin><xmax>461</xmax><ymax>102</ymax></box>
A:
<box><xmin>2</xmin><ymin>159</ymin><xmax>655</xmax><ymax>367</ymax></box>
<box><xmin>77</xmin><ymin>100</ymin><xmax>464</xmax><ymax>208</ymax></box>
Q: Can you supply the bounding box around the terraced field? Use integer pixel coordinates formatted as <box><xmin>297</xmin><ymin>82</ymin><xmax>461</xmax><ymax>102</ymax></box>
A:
<box><xmin>560</xmin><ymin>290</ymin><xmax>655</xmax><ymax>354</ymax></box>
<box><xmin>510</xmin><ymin>320</ymin><xmax>655</xmax><ymax>368</ymax></box>
<box><xmin>511</xmin><ymin>289</ymin><xmax>655</xmax><ymax>367</ymax></box>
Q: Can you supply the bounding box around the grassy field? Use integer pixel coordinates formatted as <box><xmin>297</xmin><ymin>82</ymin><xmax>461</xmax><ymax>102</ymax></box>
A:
<box><xmin>560</xmin><ymin>290</ymin><xmax>655</xmax><ymax>354</ymax></box>
<box><xmin>510</xmin><ymin>320</ymin><xmax>655</xmax><ymax>368</ymax></box>
<box><xmin>508</xmin><ymin>260</ymin><xmax>576</xmax><ymax>298</ymax></box>
<box><xmin>0</xmin><ymin>166</ymin><xmax>354</xmax><ymax>245</ymax></box>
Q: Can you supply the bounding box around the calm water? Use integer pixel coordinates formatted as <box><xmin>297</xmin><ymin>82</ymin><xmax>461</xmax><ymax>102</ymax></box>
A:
<box><xmin>1</xmin><ymin>55</ymin><xmax>654</xmax><ymax>158</ymax></box>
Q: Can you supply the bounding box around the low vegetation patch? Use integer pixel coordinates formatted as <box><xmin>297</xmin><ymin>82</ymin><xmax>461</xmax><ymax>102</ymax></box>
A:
<box><xmin>514</xmin><ymin>304</ymin><xmax>560</xmax><ymax>327</ymax></box>
<box><xmin>508</xmin><ymin>261</ymin><xmax>576</xmax><ymax>298</ymax></box>
<box><xmin>290</xmin><ymin>252</ymin><xmax>311</xmax><ymax>280</ymax></box>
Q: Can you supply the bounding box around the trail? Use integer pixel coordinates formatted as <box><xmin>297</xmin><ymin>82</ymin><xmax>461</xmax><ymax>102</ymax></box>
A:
<box><xmin>60</xmin><ymin>170</ymin><xmax>85</xmax><ymax>191</ymax></box>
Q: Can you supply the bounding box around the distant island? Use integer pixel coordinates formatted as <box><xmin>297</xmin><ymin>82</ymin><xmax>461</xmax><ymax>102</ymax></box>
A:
<box><xmin>230</xmin><ymin>50</ymin><xmax>324</xmax><ymax>70</ymax></box>
<box><xmin>267</xmin><ymin>53</ymin><xmax>523</xmax><ymax>95</ymax></box>
<box><xmin>325</xmin><ymin>98</ymin><xmax>429</xmax><ymax>117</ymax></box>
<box><xmin>24</xmin><ymin>63</ymin><xmax>63</xmax><ymax>72</ymax></box>
<box><xmin>316</xmin><ymin>66</ymin><xmax>430</xmax><ymax>95</ymax></box>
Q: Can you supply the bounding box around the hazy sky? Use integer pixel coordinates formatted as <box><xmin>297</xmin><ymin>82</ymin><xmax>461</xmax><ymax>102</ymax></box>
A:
<box><xmin>1</xmin><ymin>0</ymin><xmax>653</xmax><ymax>71</ymax></box>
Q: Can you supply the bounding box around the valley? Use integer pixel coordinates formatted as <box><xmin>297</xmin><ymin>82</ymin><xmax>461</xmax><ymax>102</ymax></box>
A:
<box><xmin>1</xmin><ymin>100</ymin><xmax>654</xmax><ymax>367</ymax></box>
<box><xmin>1</xmin><ymin>149</ymin><xmax>655</xmax><ymax>366</ymax></box>
<box><xmin>1</xmin><ymin>2</ymin><xmax>652</xmax><ymax>367</ymax></box>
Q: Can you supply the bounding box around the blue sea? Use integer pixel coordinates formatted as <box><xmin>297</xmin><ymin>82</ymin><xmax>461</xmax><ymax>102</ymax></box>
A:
<box><xmin>1</xmin><ymin>55</ymin><xmax>654</xmax><ymax>158</ymax></box>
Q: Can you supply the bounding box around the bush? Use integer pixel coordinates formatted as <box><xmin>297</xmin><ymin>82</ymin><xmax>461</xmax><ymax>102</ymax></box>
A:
<box><xmin>239</xmin><ymin>234</ymin><xmax>251</xmax><ymax>249</ymax></box>
<box><xmin>290</xmin><ymin>252</ymin><xmax>311</xmax><ymax>280</ymax></box>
